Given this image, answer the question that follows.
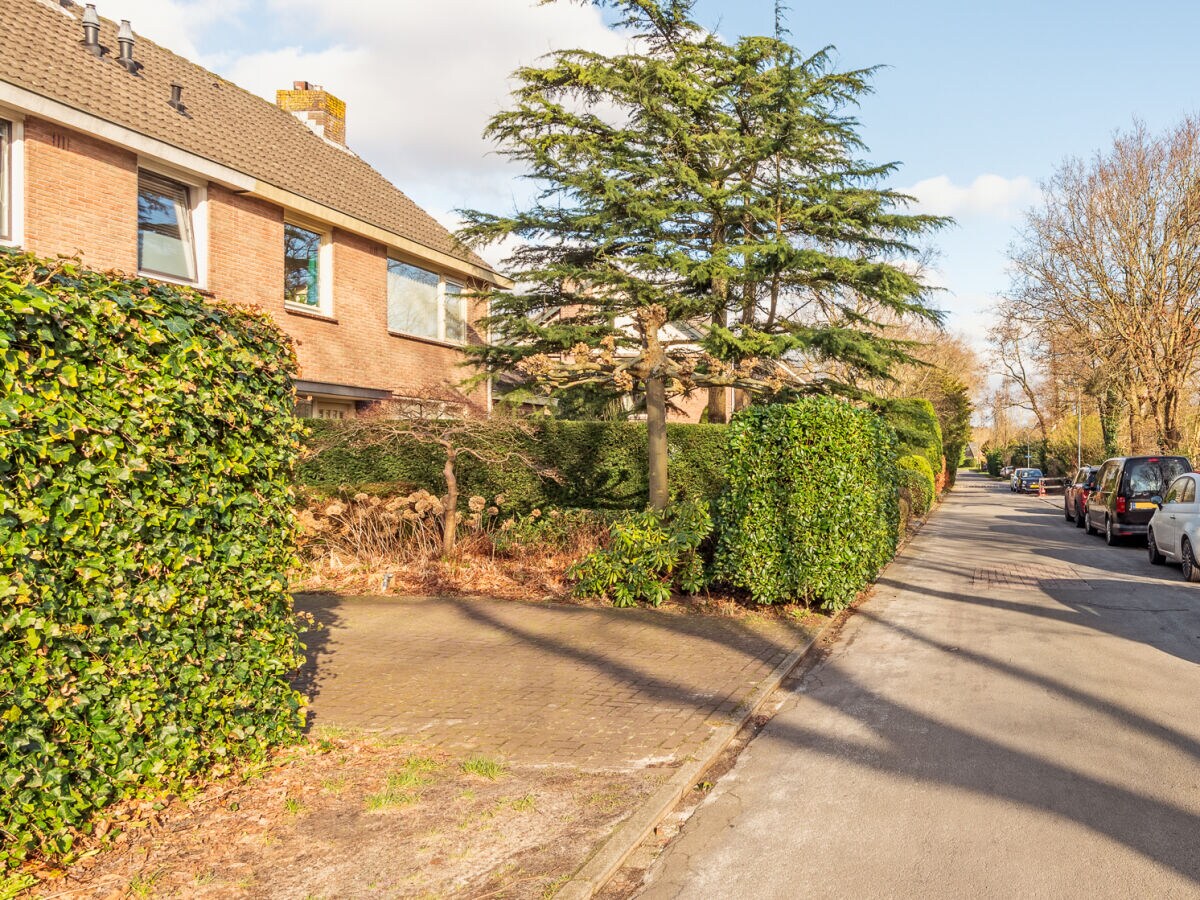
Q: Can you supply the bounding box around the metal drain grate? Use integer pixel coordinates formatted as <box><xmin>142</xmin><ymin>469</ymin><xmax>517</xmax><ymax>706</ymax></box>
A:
<box><xmin>971</xmin><ymin>566</ymin><xmax>1093</xmax><ymax>591</ymax></box>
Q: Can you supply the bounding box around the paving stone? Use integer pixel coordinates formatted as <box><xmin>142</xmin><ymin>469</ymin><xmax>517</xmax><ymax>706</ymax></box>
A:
<box><xmin>293</xmin><ymin>594</ymin><xmax>813</xmax><ymax>768</ymax></box>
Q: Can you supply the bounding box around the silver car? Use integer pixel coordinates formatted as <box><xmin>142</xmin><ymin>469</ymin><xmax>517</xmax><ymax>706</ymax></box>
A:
<box><xmin>1147</xmin><ymin>473</ymin><xmax>1200</xmax><ymax>581</ymax></box>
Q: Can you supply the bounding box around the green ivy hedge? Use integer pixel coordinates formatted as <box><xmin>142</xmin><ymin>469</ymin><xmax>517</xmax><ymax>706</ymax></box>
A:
<box><xmin>712</xmin><ymin>397</ymin><xmax>899</xmax><ymax>610</ymax></box>
<box><xmin>0</xmin><ymin>251</ymin><xmax>304</xmax><ymax>867</ymax></box>
<box><xmin>300</xmin><ymin>419</ymin><xmax>729</xmax><ymax>512</ymax></box>
<box><xmin>878</xmin><ymin>397</ymin><xmax>943</xmax><ymax>475</ymax></box>
<box><xmin>898</xmin><ymin>454</ymin><xmax>936</xmax><ymax>517</ymax></box>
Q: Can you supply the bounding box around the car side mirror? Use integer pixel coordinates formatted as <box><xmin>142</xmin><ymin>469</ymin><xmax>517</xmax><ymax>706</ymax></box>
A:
<box><xmin>1151</xmin><ymin>495</ymin><xmax>1163</xmax><ymax>508</ymax></box>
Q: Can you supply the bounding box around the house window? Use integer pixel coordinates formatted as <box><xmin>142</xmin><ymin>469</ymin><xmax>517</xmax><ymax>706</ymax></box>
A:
<box><xmin>0</xmin><ymin>119</ymin><xmax>9</xmax><ymax>241</ymax></box>
<box><xmin>444</xmin><ymin>280</ymin><xmax>465</xmax><ymax>343</ymax></box>
<box><xmin>137</xmin><ymin>171</ymin><xmax>196</xmax><ymax>282</ymax></box>
<box><xmin>387</xmin><ymin>259</ymin><xmax>468</xmax><ymax>344</ymax></box>
<box><xmin>284</xmin><ymin>223</ymin><xmax>325</xmax><ymax>310</ymax></box>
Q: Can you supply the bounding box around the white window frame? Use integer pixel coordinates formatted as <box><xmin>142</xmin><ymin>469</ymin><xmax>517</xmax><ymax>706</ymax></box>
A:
<box><xmin>284</xmin><ymin>217</ymin><xmax>333</xmax><ymax>317</ymax></box>
<box><xmin>135</xmin><ymin>163</ymin><xmax>207</xmax><ymax>287</ymax></box>
<box><xmin>386</xmin><ymin>255</ymin><xmax>469</xmax><ymax>345</ymax></box>
<box><xmin>0</xmin><ymin>108</ymin><xmax>25</xmax><ymax>249</ymax></box>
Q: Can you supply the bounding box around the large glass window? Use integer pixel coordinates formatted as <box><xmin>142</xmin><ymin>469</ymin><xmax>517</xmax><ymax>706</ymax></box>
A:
<box><xmin>0</xmin><ymin>119</ymin><xmax>9</xmax><ymax>241</ymax></box>
<box><xmin>284</xmin><ymin>223</ymin><xmax>323</xmax><ymax>309</ymax></box>
<box><xmin>387</xmin><ymin>259</ymin><xmax>441</xmax><ymax>340</ymax></box>
<box><xmin>138</xmin><ymin>171</ymin><xmax>196</xmax><ymax>281</ymax></box>
<box><xmin>443</xmin><ymin>280</ymin><xmax>465</xmax><ymax>343</ymax></box>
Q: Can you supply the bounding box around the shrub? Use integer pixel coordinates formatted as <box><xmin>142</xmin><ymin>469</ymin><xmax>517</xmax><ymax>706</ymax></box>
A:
<box><xmin>713</xmin><ymin>398</ymin><xmax>899</xmax><ymax>610</ymax></box>
<box><xmin>898</xmin><ymin>454</ymin><xmax>935</xmax><ymax>517</ymax></box>
<box><xmin>878</xmin><ymin>397</ymin><xmax>943</xmax><ymax>474</ymax></box>
<box><xmin>0</xmin><ymin>252</ymin><xmax>304</xmax><ymax>867</ymax></box>
<box><xmin>569</xmin><ymin>499</ymin><xmax>712</xmax><ymax>607</ymax></box>
<box><xmin>300</xmin><ymin>420</ymin><xmax>728</xmax><ymax>512</ymax></box>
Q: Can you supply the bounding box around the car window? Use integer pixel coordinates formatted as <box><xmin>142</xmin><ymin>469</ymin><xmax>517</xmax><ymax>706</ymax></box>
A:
<box><xmin>1028</xmin><ymin>469</ymin><xmax>1043</xmax><ymax>477</ymax></box>
<box><xmin>1164</xmin><ymin>478</ymin><xmax>1185</xmax><ymax>504</ymax></box>
<box><xmin>1099</xmin><ymin>464</ymin><xmax>1118</xmax><ymax>491</ymax></box>
<box><xmin>1184</xmin><ymin>479</ymin><xmax>1197</xmax><ymax>504</ymax></box>
<box><xmin>1125</xmin><ymin>458</ymin><xmax>1191</xmax><ymax>497</ymax></box>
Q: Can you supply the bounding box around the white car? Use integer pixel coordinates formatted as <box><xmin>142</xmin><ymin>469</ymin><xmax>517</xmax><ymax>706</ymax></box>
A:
<box><xmin>1147</xmin><ymin>472</ymin><xmax>1200</xmax><ymax>581</ymax></box>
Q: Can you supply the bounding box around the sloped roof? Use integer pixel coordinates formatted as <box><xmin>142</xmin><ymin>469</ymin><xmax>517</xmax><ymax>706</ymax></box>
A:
<box><xmin>0</xmin><ymin>0</ymin><xmax>496</xmax><ymax>275</ymax></box>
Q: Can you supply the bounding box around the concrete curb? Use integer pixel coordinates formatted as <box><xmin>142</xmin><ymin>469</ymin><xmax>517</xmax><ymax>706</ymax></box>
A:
<box><xmin>557</xmin><ymin>482</ymin><xmax>960</xmax><ymax>899</ymax></box>
<box><xmin>555</xmin><ymin>626</ymin><xmax>825</xmax><ymax>900</ymax></box>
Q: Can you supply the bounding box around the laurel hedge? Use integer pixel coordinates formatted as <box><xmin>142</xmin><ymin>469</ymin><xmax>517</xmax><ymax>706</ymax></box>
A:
<box><xmin>712</xmin><ymin>397</ymin><xmax>899</xmax><ymax>609</ymax></box>
<box><xmin>0</xmin><ymin>251</ymin><xmax>305</xmax><ymax>868</ymax></box>
<box><xmin>300</xmin><ymin>419</ymin><xmax>729</xmax><ymax>512</ymax></box>
<box><xmin>898</xmin><ymin>453</ymin><xmax>936</xmax><ymax>517</ymax></box>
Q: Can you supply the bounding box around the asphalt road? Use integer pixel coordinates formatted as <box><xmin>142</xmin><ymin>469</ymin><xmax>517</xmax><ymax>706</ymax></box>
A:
<box><xmin>638</xmin><ymin>472</ymin><xmax>1200</xmax><ymax>899</ymax></box>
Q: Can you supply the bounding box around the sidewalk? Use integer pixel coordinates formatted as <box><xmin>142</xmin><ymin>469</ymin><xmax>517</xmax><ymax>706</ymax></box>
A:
<box><xmin>296</xmin><ymin>594</ymin><xmax>819</xmax><ymax>768</ymax></box>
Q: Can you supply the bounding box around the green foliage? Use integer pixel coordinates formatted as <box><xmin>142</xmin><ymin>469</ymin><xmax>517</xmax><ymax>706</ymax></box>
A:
<box><xmin>713</xmin><ymin>397</ymin><xmax>899</xmax><ymax>610</ymax></box>
<box><xmin>0</xmin><ymin>250</ymin><xmax>304</xmax><ymax>868</ymax></box>
<box><xmin>570</xmin><ymin>499</ymin><xmax>713</xmax><ymax>607</ymax></box>
<box><xmin>301</xmin><ymin>420</ymin><xmax>729</xmax><ymax>513</ymax></box>
<box><xmin>898</xmin><ymin>454</ymin><xmax>936</xmax><ymax>517</ymax></box>
<box><xmin>877</xmin><ymin>397</ymin><xmax>943</xmax><ymax>474</ymax></box>
<box><xmin>931</xmin><ymin>376</ymin><xmax>972</xmax><ymax>487</ymax></box>
<box><xmin>489</xmin><ymin>508</ymin><xmax>616</xmax><ymax>556</ymax></box>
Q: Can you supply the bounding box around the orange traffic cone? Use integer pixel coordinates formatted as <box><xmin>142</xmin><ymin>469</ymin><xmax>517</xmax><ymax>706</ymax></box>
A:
<box><xmin>1038</xmin><ymin>481</ymin><xmax>1046</xmax><ymax>498</ymax></box>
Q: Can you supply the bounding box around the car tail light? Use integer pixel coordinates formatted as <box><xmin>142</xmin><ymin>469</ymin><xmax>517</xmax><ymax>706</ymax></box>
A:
<box><xmin>1081</xmin><ymin>490</ymin><xmax>1090</xmax><ymax>505</ymax></box>
<box><xmin>1116</xmin><ymin>496</ymin><xmax>1127</xmax><ymax>514</ymax></box>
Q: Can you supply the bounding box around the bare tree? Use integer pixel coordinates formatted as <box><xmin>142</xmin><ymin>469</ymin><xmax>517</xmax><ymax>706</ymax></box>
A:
<box><xmin>1002</xmin><ymin>118</ymin><xmax>1200</xmax><ymax>452</ymax></box>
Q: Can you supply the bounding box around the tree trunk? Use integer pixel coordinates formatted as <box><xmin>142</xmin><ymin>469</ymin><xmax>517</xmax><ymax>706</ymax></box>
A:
<box><xmin>646</xmin><ymin>374</ymin><xmax>669</xmax><ymax>511</ymax></box>
<box><xmin>442</xmin><ymin>451</ymin><xmax>459</xmax><ymax>557</ymax></box>
<box><xmin>1097</xmin><ymin>387</ymin><xmax>1122</xmax><ymax>457</ymax></box>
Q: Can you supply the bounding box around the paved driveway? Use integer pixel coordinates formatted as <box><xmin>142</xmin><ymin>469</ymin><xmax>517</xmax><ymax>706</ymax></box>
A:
<box><xmin>640</xmin><ymin>472</ymin><xmax>1200</xmax><ymax>898</ymax></box>
<box><xmin>294</xmin><ymin>594</ymin><xmax>817</xmax><ymax>768</ymax></box>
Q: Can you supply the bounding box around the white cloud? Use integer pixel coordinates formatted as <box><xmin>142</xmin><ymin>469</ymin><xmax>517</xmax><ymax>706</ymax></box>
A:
<box><xmin>902</xmin><ymin>174</ymin><xmax>1041</xmax><ymax>221</ymax></box>
<box><xmin>107</xmin><ymin>0</ymin><xmax>628</xmax><ymax>257</ymax></box>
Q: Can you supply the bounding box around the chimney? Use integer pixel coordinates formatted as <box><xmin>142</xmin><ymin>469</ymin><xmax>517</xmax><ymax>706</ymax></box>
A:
<box><xmin>81</xmin><ymin>3</ymin><xmax>102</xmax><ymax>56</ymax></box>
<box><xmin>276</xmin><ymin>81</ymin><xmax>346</xmax><ymax>146</ymax></box>
<box><xmin>116</xmin><ymin>19</ymin><xmax>139</xmax><ymax>73</ymax></box>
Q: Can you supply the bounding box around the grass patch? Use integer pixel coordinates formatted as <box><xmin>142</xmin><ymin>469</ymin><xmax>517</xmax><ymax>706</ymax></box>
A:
<box><xmin>0</xmin><ymin>872</ymin><xmax>37</xmax><ymax>900</ymax></box>
<box><xmin>460</xmin><ymin>755</ymin><xmax>506</xmax><ymax>781</ymax></box>
<box><xmin>365</xmin><ymin>756</ymin><xmax>443</xmax><ymax>811</ymax></box>
<box><xmin>283</xmin><ymin>796</ymin><xmax>306</xmax><ymax>815</ymax></box>
<box><xmin>507</xmin><ymin>794</ymin><xmax>537</xmax><ymax>812</ymax></box>
<box><xmin>128</xmin><ymin>869</ymin><xmax>162</xmax><ymax>897</ymax></box>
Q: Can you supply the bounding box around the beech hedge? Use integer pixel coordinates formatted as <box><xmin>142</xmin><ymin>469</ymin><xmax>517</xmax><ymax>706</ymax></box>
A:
<box><xmin>712</xmin><ymin>398</ymin><xmax>899</xmax><ymax>609</ymax></box>
<box><xmin>300</xmin><ymin>419</ymin><xmax>729</xmax><ymax>512</ymax></box>
<box><xmin>0</xmin><ymin>251</ymin><xmax>305</xmax><ymax>867</ymax></box>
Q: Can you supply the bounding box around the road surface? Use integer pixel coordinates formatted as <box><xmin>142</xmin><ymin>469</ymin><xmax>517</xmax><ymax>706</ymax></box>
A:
<box><xmin>639</xmin><ymin>472</ymin><xmax>1200</xmax><ymax>899</ymax></box>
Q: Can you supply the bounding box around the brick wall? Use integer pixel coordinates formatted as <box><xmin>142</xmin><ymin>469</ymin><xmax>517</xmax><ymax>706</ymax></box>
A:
<box><xmin>17</xmin><ymin>116</ymin><xmax>486</xmax><ymax>405</ymax></box>
<box><xmin>22</xmin><ymin>117</ymin><xmax>137</xmax><ymax>272</ymax></box>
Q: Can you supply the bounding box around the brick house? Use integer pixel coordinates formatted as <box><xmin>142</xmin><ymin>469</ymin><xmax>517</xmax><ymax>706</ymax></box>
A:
<box><xmin>0</xmin><ymin>0</ymin><xmax>508</xmax><ymax>418</ymax></box>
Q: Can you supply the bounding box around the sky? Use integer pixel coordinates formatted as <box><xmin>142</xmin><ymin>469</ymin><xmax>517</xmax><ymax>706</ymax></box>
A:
<box><xmin>104</xmin><ymin>0</ymin><xmax>1200</xmax><ymax>355</ymax></box>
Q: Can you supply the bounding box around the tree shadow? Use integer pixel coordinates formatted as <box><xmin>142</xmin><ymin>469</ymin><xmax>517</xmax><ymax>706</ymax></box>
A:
<box><xmin>763</xmin><ymin>660</ymin><xmax>1200</xmax><ymax>885</ymax></box>
<box><xmin>292</xmin><ymin>592</ymin><xmax>344</xmax><ymax>733</ymax></box>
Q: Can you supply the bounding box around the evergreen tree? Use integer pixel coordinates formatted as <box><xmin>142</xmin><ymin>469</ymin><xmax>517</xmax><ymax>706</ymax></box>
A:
<box><xmin>459</xmin><ymin>0</ymin><xmax>947</xmax><ymax>509</ymax></box>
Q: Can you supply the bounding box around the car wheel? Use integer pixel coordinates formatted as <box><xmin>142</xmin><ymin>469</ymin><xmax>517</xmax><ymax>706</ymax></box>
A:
<box><xmin>1074</xmin><ymin>503</ymin><xmax>1085</xmax><ymax>528</ymax></box>
<box><xmin>1064</xmin><ymin>501</ymin><xmax>1073</xmax><ymax>521</ymax></box>
<box><xmin>1182</xmin><ymin>539</ymin><xmax>1200</xmax><ymax>583</ymax></box>
<box><xmin>1105</xmin><ymin>517</ymin><xmax>1120</xmax><ymax>546</ymax></box>
<box><xmin>1085</xmin><ymin>511</ymin><xmax>1098</xmax><ymax>535</ymax></box>
<box><xmin>1148</xmin><ymin>528</ymin><xmax>1166</xmax><ymax>565</ymax></box>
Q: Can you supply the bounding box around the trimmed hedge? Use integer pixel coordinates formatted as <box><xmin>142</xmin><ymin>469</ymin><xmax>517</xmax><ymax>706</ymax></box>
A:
<box><xmin>712</xmin><ymin>397</ymin><xmax>900</xmax><ymax>610</ymax></box>
<box><xmin>0</xmin><ymin>252</ymin><xmax>304</xmax><ymax>867</ymax></box>
<box><xmin>898</xmin><ymin>454</ymin><xmax>935</xmax><ymax>517</ymax></box>
<box><xmin>879</xmin><ymin>397</ymin><xmax>943</xmax><ymax>474</ymax></box>
<box><xmin>300</xmin><ymin>419</ymin><xmax>729</xmax><ymax>512</ymax></box>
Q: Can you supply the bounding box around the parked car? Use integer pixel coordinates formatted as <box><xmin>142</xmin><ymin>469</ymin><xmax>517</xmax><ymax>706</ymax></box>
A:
<box><xmin>1012</xmin><ymin>468</ymin><xmax>1043</xmax><ymax>493</ymax></box>
<box><xmin>1064</xmin><ymin>465</ymin><xmax>1099</xmax><ymax>527</ymax></box>
<box><xmin>1086</xmin><ymin>455</ymin><xmax>1193</xmax><ymax>545</ymax></box>
<box><xmin>1147</xmin><ymin>473</ymin><xmax>1200</xmax><ymax>581</ymax></box>
<box><xmin>1000</xmin><ymin>466</ymin><xmax>1014</xmax><ymax>479</ymax></box>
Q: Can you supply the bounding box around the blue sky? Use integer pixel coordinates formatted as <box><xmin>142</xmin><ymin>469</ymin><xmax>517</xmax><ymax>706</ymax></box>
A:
<box><xmin>122</xmin><ymin>0</ymin><xmax>1200</xmax><ymax>352</ymax></box>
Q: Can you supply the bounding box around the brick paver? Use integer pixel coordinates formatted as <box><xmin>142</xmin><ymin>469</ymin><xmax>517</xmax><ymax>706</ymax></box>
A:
<box><xmin>293</xmin><ymin>595</ymin><xmax>816</xmax><ymax>768</ymax></box>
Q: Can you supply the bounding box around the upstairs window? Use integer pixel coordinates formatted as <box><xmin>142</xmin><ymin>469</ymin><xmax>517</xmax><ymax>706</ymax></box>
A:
<box><xmin>137</xmin><ymin>171</ymin><xmax>196</xmax><ymax>282</ymax></box>
<box><xmin>387</xmin><ymin>259</ymin><xmax>468</xmax><ymax>344</ymax></box>
<box><xmin>0</xmin><ymin>119</ymin><xmax>9</xmax><ymax>241</ymax></box>
<box><xmin>284</xmin><ymin>223</ymin><xmax>325</xmax><ymax>311</ymax></box>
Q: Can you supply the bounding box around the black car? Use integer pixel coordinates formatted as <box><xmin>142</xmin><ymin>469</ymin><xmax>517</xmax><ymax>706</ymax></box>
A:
<box><xmin>1085</xmin><ymin>455</ymin><xmax>1193</xmax><ymax>545</ymax></box>
<box><xmin>1013</xmin><ymin>468</ymin><xmax>1043</xmax><ymax>493</ymax></box>
<box><xmin>1063</xmin><ymin>465</ymin><xmax>1099</xmax><ymax>528</ymax></box>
